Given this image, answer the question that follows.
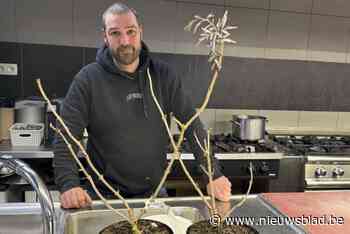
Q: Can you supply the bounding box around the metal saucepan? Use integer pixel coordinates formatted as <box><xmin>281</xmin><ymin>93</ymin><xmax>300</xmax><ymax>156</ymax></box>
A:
<box><xmin>231</xmin><ymin>115</ymin><xmax>267</xmax><ymax>141</ymax></box>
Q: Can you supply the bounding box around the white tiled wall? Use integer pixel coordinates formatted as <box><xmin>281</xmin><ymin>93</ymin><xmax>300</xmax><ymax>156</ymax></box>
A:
<box><xmin>259</xmin><ymin>110</ymin><xmax>299</xmax><ymax>128</ymax></box>
<box><xmin>198</xmin><ymin>109</ymin><xmax>216</xmax><ymax>131</ymax></box>
<box><xmin>170</xmin><ymin>109</ymin><xmax>216</xmax><ymax>134</ymax></box>
<box><xmin>298</xmin><ymin>111</ymin><xmax>338</xmax><ymax>129</ymax></box>
<box><xmin>170</xmin><ymin>109</ymin><xmax>350</xmax><ymax>135</ymax></box>
<box><xmin>337</xmin><ymin>112</ymin><xmax>350</xmax><ymax>130</ymax></box>
<box><xmin>213</xmin><ymin>109</ymin><xmax>235</xmax><ymax>134</ymax></box>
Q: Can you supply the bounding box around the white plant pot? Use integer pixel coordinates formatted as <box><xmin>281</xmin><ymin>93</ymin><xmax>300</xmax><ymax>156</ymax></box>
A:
<box><xmin>144</xmin><ymin>214</ymin><xmax>193</xmax><ymax>234</ymax></box>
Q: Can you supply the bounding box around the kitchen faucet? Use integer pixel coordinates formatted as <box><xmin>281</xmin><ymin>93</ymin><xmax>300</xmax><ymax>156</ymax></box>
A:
<box><xmin>0</xmin><ymin>155</ymin><xmax>56</xmax><ymax>234</ymax></box>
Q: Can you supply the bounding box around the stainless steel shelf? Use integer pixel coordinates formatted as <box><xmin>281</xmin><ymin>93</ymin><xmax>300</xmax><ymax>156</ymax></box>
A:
<box><xmin>0</xmin><ymin>140</ymin><xmax>54</xmax><ymax>158</ymax></box>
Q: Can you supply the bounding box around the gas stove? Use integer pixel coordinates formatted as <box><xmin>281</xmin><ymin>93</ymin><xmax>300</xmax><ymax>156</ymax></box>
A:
<box><xmin>211</xmin><ymin>133</ymin><xmax>282</xmax><ymax>157</ymax></box>
<box><xmin>212</xmin><ymin>134</ymin><xmax>282</xmax><ymax>179</ymax></box>
<box><xmin>270</xmin><ymin>135</ymin><xmax>350</xmax><ymax>190</ymax></box>
<box><xmin>271</xmin><ymin>135</ymin><xmax>350</xmax><ymax>155</ymax></box>
<box><xmin>168</xmin><ymin>134</ymin><xmax>282</xmax><ymax>179</ymax></box>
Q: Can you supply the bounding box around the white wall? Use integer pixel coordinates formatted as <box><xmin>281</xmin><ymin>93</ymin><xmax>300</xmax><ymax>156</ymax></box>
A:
<box><xmin>169</xmin><ymin>109</ymin><xmax>350</xmax><ymax>135</ymax></box>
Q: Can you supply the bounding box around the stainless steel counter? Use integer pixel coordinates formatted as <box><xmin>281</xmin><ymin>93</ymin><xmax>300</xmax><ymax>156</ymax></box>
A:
<box><xmin>0</xmin><ymin>195</ymin><xmax>307</xmax><ymax>234</ymax></box>
<box><xmin>0</xmin><ymin>140</ymin><xmax>54</xmax><ymax>158</ymax></box>
<box><xmin>1</xmin><ymin>141</ymin><xmax>285</xmax><ymax>160</ymax></box>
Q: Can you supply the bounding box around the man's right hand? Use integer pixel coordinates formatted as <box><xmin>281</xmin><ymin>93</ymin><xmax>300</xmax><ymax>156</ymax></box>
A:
<box><xmin>60</xmin><ymin>187</ymin><xmax>92</xmax><ymax>209</ymax></box>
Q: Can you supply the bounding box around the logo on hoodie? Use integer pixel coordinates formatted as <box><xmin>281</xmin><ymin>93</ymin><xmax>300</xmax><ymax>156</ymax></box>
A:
<box><xmin>126</xmin><ymin>93</ymin><xmax>143</xmax><ymax>102</ymax></box>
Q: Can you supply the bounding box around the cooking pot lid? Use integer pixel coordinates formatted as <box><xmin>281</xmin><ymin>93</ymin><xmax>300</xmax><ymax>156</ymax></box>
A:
<box><xmin>237</xmin><ymin>114</ymin><xmax>248</xmax><ymax>119</ymax></box>
<box><xmin>235</xmin><ymin>114</ymin><xmax>267</xmax><ymax>119</ymax></box>
<box><xmin>15</xmin><ymin>100</ymin><xmax>46</xmax><ymax>109</ymax></box>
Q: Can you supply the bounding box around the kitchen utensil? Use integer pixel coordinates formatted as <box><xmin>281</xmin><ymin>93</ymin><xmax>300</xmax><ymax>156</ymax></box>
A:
<box><xmin>14</xmin><ymin>100</ymin><xmax>46</xmax><ymax>124</ymax></box>
<box><xmin>231</xmin><ymin>115</ymin><xmax>267</xmax><ymax>141</ymax></box>
<box><xmin>14</xmin><ymin>99</ymin><xmax>47</xmax><ymax>142</ymax></box>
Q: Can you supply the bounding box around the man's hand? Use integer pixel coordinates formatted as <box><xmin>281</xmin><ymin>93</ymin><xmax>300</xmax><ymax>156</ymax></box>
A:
<box><xmin>206</xmin><ymin>176</ymin><xmax>232</xmax><ymax>202</ymax></box>
<box><xmin>60</xmin><ymin>187</ymin><xmax>92</xmax><ymax>209</ymax></box>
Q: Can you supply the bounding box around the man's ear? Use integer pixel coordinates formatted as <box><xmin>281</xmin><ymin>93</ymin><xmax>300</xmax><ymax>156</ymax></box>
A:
<box><xmin>139</xmin><ymin>26</ymin><xmax>143</xmax><ymax>40</ymax></box>
<box><xmin>102</xmin><ymin>30</ymin><xmax>108</xmax><ymax>45</ymax></box>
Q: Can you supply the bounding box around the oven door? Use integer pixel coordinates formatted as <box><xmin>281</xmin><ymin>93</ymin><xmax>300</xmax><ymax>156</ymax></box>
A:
<box><xmin>304</xmin><ymin>156</ymin><xmax>350</xmax><ymax>192</ymax></box>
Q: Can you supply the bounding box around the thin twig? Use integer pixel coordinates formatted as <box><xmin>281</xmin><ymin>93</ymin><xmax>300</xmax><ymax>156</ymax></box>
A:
<box><xmin>144</xmin><ymin>68</ymin><xmax>179</xmax><ymax>207</ymax></box>
<box><xmin>36</xmin><ymin>79</ymin><xmax>140</xmax><ymax>232</ymax></box>
<box><xmin>51</xmin><ymin>124</ymin><xmax>131</xmax><ymax>221</ymax></box>
<box><xmin>205</xmin><ymin>129</ymin><xmax>217</xmax><ymax>216</ymax></box>
<box><xmin>194</xmin><ymin>130</ymin><xmax>216</xmax><ymax>216</ymax></box>
<box><xmin>146</xmin><ymin>70</ymin><xmax>212</xmax><ymax>210</ymax></box>
<box><xmin>221</xmin><ymin>162</ymin><xmax>254</xmax><ymax>222</ymax></box>
<box><xmin>173</xmin><ymin>117</ymin><xmax>184</xmax><ymax>129</ymax></box>
<box><xmin>193</xmin><ymin>132</ymin><xmax>206</xmax><ymax>153</ymax></box>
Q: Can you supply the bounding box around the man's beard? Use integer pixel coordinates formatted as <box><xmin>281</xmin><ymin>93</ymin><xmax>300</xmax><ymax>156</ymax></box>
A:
<box><xmin>110</xmin><ymin>45</ymin><xmax>141</xmax><ymax>66</ymax></box>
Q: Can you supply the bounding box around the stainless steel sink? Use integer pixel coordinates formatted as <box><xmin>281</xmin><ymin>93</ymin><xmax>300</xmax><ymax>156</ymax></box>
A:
<box><xmin>65</xmin><ymin>206</ymin><xmax>201</xmax><ymax>234</ymax></box>
<box><xmin>0</xmin><ymin>203</ymin><xmax>45</xmax><ymax>234</ymax></box>
<box><xmin>63</xmin><ymin>198</ymin><xmax>205</xmax><ymax>234</ymax></box>
<box><xmin>60</xmin><ymin>195</ymin><xmax>308</xmax><ymax>234</ymax></box>
<box><xmin>0</xmin><ymin>195</ymin><xmax>308</xmax><ymax>234</ymax></box>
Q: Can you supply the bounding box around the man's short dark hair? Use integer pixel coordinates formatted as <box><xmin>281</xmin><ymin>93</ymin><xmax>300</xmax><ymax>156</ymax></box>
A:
<box><xmin>102</xmin><ymin>2</ymin><xmax>141</xmax><ymax>31</ymax></box>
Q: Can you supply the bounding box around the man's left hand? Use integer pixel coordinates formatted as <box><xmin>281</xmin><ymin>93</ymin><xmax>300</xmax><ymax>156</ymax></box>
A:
<box><xmin>206</xmin><ymin>176</ymin><xmax>232</xmax><ymax>202</ymax></box>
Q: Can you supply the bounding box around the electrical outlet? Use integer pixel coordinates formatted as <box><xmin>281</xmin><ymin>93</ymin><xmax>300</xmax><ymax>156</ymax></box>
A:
<box><xmin>0</xmin><ymin>63</ymin><xmax>18</xmax><ymax>76</ymax></box>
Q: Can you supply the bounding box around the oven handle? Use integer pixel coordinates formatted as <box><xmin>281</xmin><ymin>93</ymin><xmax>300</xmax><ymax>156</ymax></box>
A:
<box><xmin>307</xmin><ymin>156</ymin><xmax>350</xmax><ymax>162</ymax></box>
<box><xmin>305</xmin><ymin>179</ymin><xmax>350</xmax><ymax>188</ymax></box>
<box><xmin>305</xmin><ymin>189</ymin><xmax>350</xmax><ymax>192</ymax></box>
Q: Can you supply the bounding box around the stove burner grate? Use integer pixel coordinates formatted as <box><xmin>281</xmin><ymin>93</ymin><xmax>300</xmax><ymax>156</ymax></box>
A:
<box><xmin>272</xmin><ymin>135</ymin><xmax>350</xmax><ymax>155</ymax></box>
<box><xmin>211</xmin><ymin>134</ymin><xmax>276</xmax><ymax>153</ymax></box>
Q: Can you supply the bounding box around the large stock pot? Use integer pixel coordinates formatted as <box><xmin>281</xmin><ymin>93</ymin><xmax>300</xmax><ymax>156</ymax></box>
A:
<box><xmin>231</xmin><ymin>115</ymin><xmax>267</xmax><ymax>141</ymax></box>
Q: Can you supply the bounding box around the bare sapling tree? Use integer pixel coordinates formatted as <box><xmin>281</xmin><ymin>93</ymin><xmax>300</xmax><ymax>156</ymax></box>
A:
<box><xmin>144</xmin><ymin>10</ymin><xmax>238</xmax><ymax>210</ymax></box>
<box><xmin>36</xmin><ymin>80</ymin><xmax>142</xmax><ymax>234</ymax></box>
<box><xmin>184</xmin><ymin>11</ymin><xmax>255</xmax><ymax>227</ymax></box>
<box><xmin>195</xmin><ymin>129</ymin><xmax>254</xmax><ymax>229</ymax></box>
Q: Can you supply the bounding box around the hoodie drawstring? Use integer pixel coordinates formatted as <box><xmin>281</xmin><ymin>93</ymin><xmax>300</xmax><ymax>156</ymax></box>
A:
<box><xmin>146</xmin><ymin>67</ymin><xmax>167</xmax><ymax>120</ymax></box>
<box><xmin>138</xmin><ymin>69</ymin><xmax>149</xmax><ymax>118</ymax></box>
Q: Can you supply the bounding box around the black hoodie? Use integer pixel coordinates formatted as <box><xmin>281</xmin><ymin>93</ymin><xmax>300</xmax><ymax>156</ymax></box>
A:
<box><xmin>53</xmin><ymin>42</ymin><xmax>223</xmax><ymax>196</ymax></box>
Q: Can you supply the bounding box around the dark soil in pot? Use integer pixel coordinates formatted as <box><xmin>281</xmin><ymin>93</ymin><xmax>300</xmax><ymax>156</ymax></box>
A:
<box><xmin>187</xmin><ymin>220</ymin><xmax>258</xmax><ymax>234</ymax></box>
<box><xmin>99</xmin><ymin>219</ymin><xmax>173</xmax><ymax>234</ymax></box>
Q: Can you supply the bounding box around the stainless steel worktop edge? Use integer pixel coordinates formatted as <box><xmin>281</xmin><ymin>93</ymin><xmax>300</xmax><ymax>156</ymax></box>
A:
<box><xmin>0</xmin><ymin>140</ymin><xmax>54</xmax><ymax>158</ymax></box>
